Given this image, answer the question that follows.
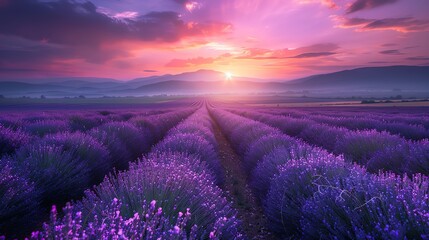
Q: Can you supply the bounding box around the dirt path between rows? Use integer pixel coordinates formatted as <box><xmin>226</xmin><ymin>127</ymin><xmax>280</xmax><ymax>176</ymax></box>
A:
<box><xmin>210</xmin><ymin>115</ymin><xmax>276</xmax><ymax>240</ymax></box>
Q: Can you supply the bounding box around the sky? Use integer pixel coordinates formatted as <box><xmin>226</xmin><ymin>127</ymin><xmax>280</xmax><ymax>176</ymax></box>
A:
<box><xmin>0</xmin><ymin>0</ymin><xmax>428</xmax><ymax>80</ymax></box>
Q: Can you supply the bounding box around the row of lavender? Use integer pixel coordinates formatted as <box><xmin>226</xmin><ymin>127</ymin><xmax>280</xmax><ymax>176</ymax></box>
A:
<box><xmin>0</xmin><ymin>108</ymin><xmax>195</xmax><ymax>237</ymax></box>
<box><xmin>210</xmin><ymin>107</ymin><xmax>429</xmax><ymax>239</ymax></box>
<box><xmin>260</xmin><ymin>108</ymin><xmax>429</xmax><ymax>140</ymax></box>
<box><xmin>0</xmin><ymin>109</ymin><xmax>174</xmax><ymax>157</ymax></box>
<box><xmin>292</xmin><ymin>107</ymin><xmax>429</xmax><ymax>129</ymax></box>
<box><xmin>29</xmin><ymin>107</ymin><xmax>243</xmax><ymax>239</ymax></box>
<box><xmin>231</xmin><ymin>109</ymin><xmax>429</xmax><ymax>176</ymax></box>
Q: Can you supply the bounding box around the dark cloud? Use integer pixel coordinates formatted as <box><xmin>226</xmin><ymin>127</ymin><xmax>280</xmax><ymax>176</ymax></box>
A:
<box><xmin>0</xmin><ymin>0</ymin><xmax>232</xmax><ymax>46</ymax></box>
<box><xmin>406</xmin><ymin>56</ymin><xmax>429</xmax><ymax>61</ymax></box>
<box><xmin>368</xmin><ymin>61</ymin><xmax>395</xmax><ymax>64</ymax></box>
<box><xmin>0</xmin><ymin>67</ymin><xmax>39</xmax><ymax>73</ymax></box>
<box><xmin>0</xmin><ymin>0</ymin><xmax>232</xmax><ymax>76</ymax></box>
<box><xmin>290</xmin><ymin>52</ymin><xmax>337</xmax><ymax>58</ymax></box>
<box><xmin>0</xmin><ymin>0</ymin><xmax>125</xmax><ymax>46</ymax></box>
<box><xmin>170</xmin><ymin>0</ymin><xmax>188</xmax><ymax>4</ymax></box>
<box><xmin>144</xmin><ymin>69</ymin><xmax>158</xmax><ymax>72</ymax></box>
<box><xmin>0</xmin><ymin>36</ymin><xmax>129</xmax><ymax>64</ymax></box>
<box><xmin>337</xmin><ymin>16</ymin><xmax>429</xmax><ymax>32</ymax></box>
<box><xmin>379</xmin><ymin>49</ymin><xmax>402</xmax><ymax>55</ymax></box>
<box><xmin>347</xmin><ymin>0</ymin><xmax>398</xmax><ymax>14</ymax></box>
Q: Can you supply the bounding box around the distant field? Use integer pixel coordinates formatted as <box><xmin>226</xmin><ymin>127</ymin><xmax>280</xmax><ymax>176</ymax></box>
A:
<box><xmin>0</xmin><ymin>96</ymin><xmax>191</xmax><ymax>111</ymax></box>
<box><xmin>2</xmin><ymin>95</ymin><xmax>429</xmax><ymax>110</ymax></box>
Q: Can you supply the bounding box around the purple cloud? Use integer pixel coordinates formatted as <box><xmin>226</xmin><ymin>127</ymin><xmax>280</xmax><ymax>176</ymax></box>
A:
<box><xmin>347</xmin><ymin>0</ymin><xmax>398</xmax><ymax>14</ymax></box>
<box><xmin>0</xmin><ymin>0</ymin><xmax>232</xmax><ymax>46</ymax></box>
<box><xmin>379</xmin><ymin>49</ymin><xmax>402</xmax><ymax>55</ymax></box>
<box><xmin>289</xmin><ymin>52</ymin><xmax>337</xmax><ymax>58</ymax></box>
<box><xmin>236</xmin><ymin>44</ymin><xmax>339</xmax><ymax>60</ymax></box>
<box><xmin>336</xmin><ymin>16</ymin><xmax>429</xmax><ymax>32</ymax></box>
<box><xmin>406</xmin><ymin>56</ymin><xmax>429</xmax><ymax>61</ymax></box>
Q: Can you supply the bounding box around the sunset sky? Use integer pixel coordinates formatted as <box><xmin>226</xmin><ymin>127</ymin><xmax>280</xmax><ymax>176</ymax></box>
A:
<box><xmin>0</xmin><ymin>0</ymin><xmax>428</xmax><ymax>80</ymax></box>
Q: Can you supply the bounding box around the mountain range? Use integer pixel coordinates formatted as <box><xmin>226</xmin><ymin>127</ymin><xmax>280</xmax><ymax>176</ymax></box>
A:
<box><xmin>0</xmin><ymin>66</ymin><xmax>428</xmax><ymax>98</ymax></box>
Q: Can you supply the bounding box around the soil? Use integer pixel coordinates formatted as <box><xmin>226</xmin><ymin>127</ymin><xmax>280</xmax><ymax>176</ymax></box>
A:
<box><xmin>210</xmin><ymin>114</ymin><xmax>276</xmax><ymax>240</ymax></box>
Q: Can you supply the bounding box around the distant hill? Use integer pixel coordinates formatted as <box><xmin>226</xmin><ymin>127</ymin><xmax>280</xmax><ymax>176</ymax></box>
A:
<box><xmin>285</xmin><ymin>66</ymin><xmax>429</xmax><ymax>90</ymax></box>
<box><xmin>0</xmin><ymin>66</ymin><xmax>428</xmax><ymax>97</ymax></box>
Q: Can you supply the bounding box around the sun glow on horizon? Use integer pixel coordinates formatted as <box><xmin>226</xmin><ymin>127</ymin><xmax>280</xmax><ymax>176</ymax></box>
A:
<box><xmin>225</xmin><ymin>72</ymin><xmax>233</xmax><ymax>81</ymax></box>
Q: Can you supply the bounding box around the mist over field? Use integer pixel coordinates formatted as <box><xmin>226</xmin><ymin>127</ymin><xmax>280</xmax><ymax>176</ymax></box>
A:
<box><xmin>1</xmin><ymin>0</ymin><xmax>428</xmax><ymax>239</ymax></box>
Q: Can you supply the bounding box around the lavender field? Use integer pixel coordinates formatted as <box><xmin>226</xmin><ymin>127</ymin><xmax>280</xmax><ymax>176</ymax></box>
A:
<box><xmin>0</xmin><ymin>100</ymin><xmax>428</xmax><ymax>239</ymax></box>
<box><xmin>1</xmin><ymin>0</ymin><xmax>428</xmax><ymax>238</ymax></box>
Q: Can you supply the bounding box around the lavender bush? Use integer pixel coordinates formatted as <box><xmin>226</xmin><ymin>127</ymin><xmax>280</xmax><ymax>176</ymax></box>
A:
<box><xmin>263</xmin><ymin>154</ymin><xmax>353</xmax><ymax>237</ymax></box>
<box><xmin>98</xmin><ymin>121</ymin><xmax>148</xmax><ymax>160</ymax></box>
<box><xmin>243</xmin><ymin>133</ymin><xmax>297</xmax><ymax>173</ymax></box>
<box><xmin>143</xmin><ymin>151</ymin><xmax>218</xmax><ymax>184</ymax></box>
<box><xmin>12</xmin><ymin>144</ymin><xmax>90</xmax><ymax>205</ymax></box>
<box><xmin>131</xmin><ymin>109</ymin><xmax>195</xmax><ymax>142</ymax></box>
<box><xmin>41</xmin><ymin>132</ymin><xmax>111</xmax><ymax>182</ymax></box>
<box><xmin>0</xmin><ymin>116</ymin><xmax>24</xmax><ymax>130</ymax></box>
<box><xmin>300</xmin><ymin>173</ymin><xmax>429</xmax><ymax>239</ymax></box>
<box><xmin>90</xmin><ymin>127</ymin><xmax>133</xmax><ymax>170</ymax></box>
<box><xmin>69</xmin><ymin>114</ymin><xmax>105</xmax><ymax>132</ymax></box>
<box><xmin>89</xmin><ymin>122</ymin><xmax>145</xmax><ymax>170</ymax></box>
<box><xmin>298</xmin><ymin>124</ymin><xmax>348</xmax><ymax>152</ymax></box>
<box><xmin>24</xmin><ymin>119</ymin><xmax>70</xmax><ymax>137</ymax></box>
<box><xmin>169</xmin><ymin>123</ymin><xmax>218</xmax><ymax>147</ymax></box>
<box><xmin>0</xmin><ymin>159</ymin><xmax>41</xmax><ymax>237</ymax></box>
<box><xmin>335</xmin><ymin>130</ymin><xmax>403</xmax><ymax>165</ymax></box>
<box><xmin>405</xmin><ymin>140</ymin><xmax>429</xmax><ymax>175</ymax></box>
<box><xmin>231</xmin><ymin>123</ymin><xmax>280</xmax><ymax>155</ymax></box>
<box><xmin>79</xmin><ymin>153</ymin><xmax>241</xmax><ymax>239</ymax></box>
<box><xmin>250</xmin><ymin>145</ymin><xmax>327</xmax><ymax>201</ymax></box>
<box><xmin>152</xmin><ymin>133</ymin><xmax>223</xmax><ymax>184</ymax></box>
<box><xmin>0</xmin><ymin>125</ymin><xmax>31</xmax><ymax>156</ymax></box>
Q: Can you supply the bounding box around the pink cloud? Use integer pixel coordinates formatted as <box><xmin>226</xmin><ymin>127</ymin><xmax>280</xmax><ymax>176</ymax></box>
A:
<box><xmin>347</xmin><ymin>0</ymin><xmax>398</xmax><ymax>14</ymax></box>
<box><xmin>165</xmin><ymin>57</ymin><xmax>214</xmax><ymax>67</ymax></box>
<box><xmin>333</xmin><ymin>16</ymin><xmax>429</xmax><ymax>32</ymax></box>
<box><xmin>296</xmin><ymin>0</ymin><xmax>339</xmax><ymax>9</ymax></box>
<box><xmin>113</xmin><ymin>11</ymin><xmax>139</xmax><ymax>20</ymax></box>
<box><xmin>236</xmin><ymin>43</ymin><xmax>339</xmax><ymax>59</ymax></box>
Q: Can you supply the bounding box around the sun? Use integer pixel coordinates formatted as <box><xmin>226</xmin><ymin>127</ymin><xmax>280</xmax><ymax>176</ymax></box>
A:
<box><xmin>225</xmin><ymin>72</ymin><xmax>233</xmax><ymax>81</ymax></box>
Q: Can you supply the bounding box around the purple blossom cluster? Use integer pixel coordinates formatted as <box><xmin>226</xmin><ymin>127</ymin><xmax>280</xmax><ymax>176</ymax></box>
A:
<box><xmin>30</xmin><ymin>199</ymin><xmax>197</xmax><ymax>239</ymax></box>
<box><xmin>210</xmin><ymin>107</ymin><xmax>429</xmax><ymax>239</ymax></box>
